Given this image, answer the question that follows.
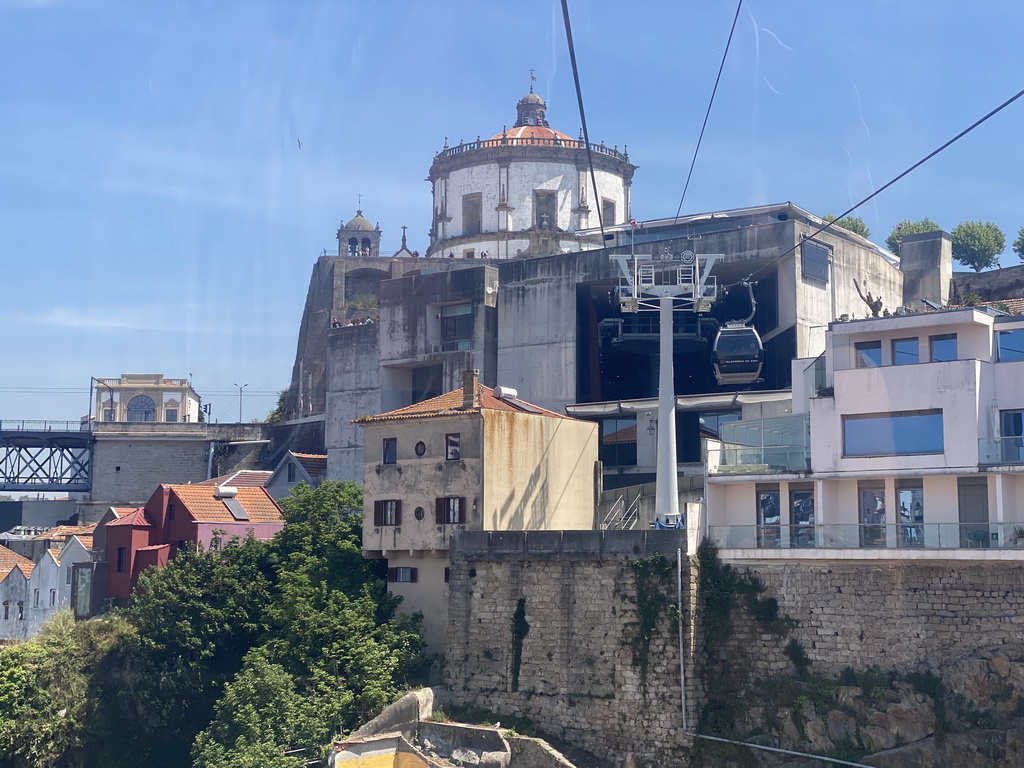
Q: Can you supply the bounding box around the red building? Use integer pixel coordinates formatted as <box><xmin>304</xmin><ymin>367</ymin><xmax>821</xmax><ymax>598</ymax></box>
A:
<box><xmin>105</xmin><ymin>483</ymin><xmax>285</xmax><ymax>599</ymax></box>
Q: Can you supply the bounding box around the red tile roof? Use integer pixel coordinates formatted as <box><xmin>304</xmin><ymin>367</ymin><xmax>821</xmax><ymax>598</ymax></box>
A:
<box><xmin>168</xmin><ymin>485</ymin><xmax>284</xmax><ymax>524</ymax></box>
<box><xmin>292</xmin><ymin>452</ymin><xmax>327</xmax><ymax>479</ymax></box>
<box><xmin>107</xmin><ymin>508</ymin><xmax>152</xmax><ymax>528</ymax></box>
<box><xmin>487</xmin><ymin>125</ymin><xmax>574</xmax><ymax>142</ymax></box>
<box><xmin>72</xmin><ymin>535</ymin><xmax>94</xmax><ymax>551</ymax></box>
<box><xmin>355</xmin><ymin>384</ymin><xmax>568</xmax><ymax>423</ymax></box>
<box><xmin>0</xmin><ymin>546</ymin><xmax>33</xmax><ymax>580</ymax></box>
<box><xmin>34</xmin><ymin>524</ymin><xmax>97</xmax><ymax>541</ymax></box>
<box><xmin>198</xmin><ymin>470</ymin><xmax>273</xmax><ymax>488</ymax></box>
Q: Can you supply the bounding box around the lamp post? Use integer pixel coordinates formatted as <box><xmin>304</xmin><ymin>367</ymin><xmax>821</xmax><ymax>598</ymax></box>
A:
<box><xmin>232</xmin><ymin>383</ymin><xmax>248</xmax><ymax>423</ymax></box>
<box><xmin>92</xmin><ymin>377</ymin><xmax>116</xmax><ymax>422</ymax></box>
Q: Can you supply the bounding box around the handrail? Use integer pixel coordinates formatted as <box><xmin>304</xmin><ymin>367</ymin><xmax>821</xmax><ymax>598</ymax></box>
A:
<box><xmin>0</xmin><ymin>420</ymin><xmax>91</xmax><ymax>433</ymax></box>
<box><xmin>436</xmin><ymin>136</ymin><xmax>630</xmax><ymax>163</ymax></box>
<box><xmin>599</xmin><ymin>496</ymin><xmax>625</xmax><ymax>530</ymax></box>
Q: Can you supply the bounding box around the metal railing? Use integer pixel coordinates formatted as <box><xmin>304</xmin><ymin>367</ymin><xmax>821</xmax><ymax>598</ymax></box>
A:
<box><xmin>708</xmin><ymin>523</ymin><xmax>1024</xmax><ymax>550</ymax></box>
<box><xmin>707</xmin><ymin>446</ymin><xmax>810</xmax><ymax>475</ymax></box>
<box><xmin>436</xmin><ymin>136</ymin><xmax>629</xmax><ymax>163</ymax></box>
<box><xmin>0</xmin><ymin>420</ymin><xmax>91</xmax><ymax>433</ymax></box>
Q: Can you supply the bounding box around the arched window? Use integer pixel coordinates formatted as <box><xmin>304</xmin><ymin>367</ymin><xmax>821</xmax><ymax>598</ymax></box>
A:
<box><xmin>348</xmin><ymin>237</ymin><xmax>359</xmax><ymax>256</ymax></box>
<box><xmin>127</xmin><ymin>395</ymin><xmax>157</xmax><ymax>422</ymax></box>
<box><xmin>361</xmin><ymin>237</ymin><xmax>371</xmax><ymax>255</ymax></box>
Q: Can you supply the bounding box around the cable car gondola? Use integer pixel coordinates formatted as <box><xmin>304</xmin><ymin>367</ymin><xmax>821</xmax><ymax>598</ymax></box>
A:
<box><xmin>711</xmin><ymin>280</ymin><xmax>764</xmax><ymax>386</ymax></box>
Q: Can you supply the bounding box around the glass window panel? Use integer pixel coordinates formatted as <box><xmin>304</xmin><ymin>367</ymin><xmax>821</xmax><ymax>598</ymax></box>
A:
<box><xmin>897</xmin><ymin>485</ymin><xmax>924</xmax><ymax>547</ymax></box>
<box><xmin>859</xmin><ymin>487</ymin><xmax>886</xmax><ymax>547</ymax></box>
<box><xmin>930</xmin><ymin>333</ymin><xmax>957</xmax><ymax>362</ymax></box>
<box><xmin>790</xmin><ymin>489</ymin><xmax>815</xmax><ymax>548</ymax></box>
<box><xmin>892</xmin><ymin>338</ymin><xmax>919</xmax><ymax>365</ymax></box>
<box><xmin>997</xmin><ymin>328</ymin><xmax>1024</xmax><ymax>362</ymax></box>
<box><xmin>855</xmin><ymin>340</ymin><xmax>882</xmax><ymax>368</ymax></box>
<box><xmin>445</xmin><ymin>433</ymin><xmax>461</xmax><ymax>461</ymax></box>
<box><xmin>757</xmin><ymin>490</ymin><xmax>780</xmax><ymax>548</ymax></box>
<box><xmin>801</xmin><ymin>241</ymin><xmax>830</xmax><ymax>283</ymax></box>
<box><xmin>843</xmin><ymin>410</ymin><xmax>944</xmax><ymax>456</ymax></box>
<box><xmin>382</xmin><ymin>438</ymin><xmax>397</xmax><ymax>464</ymax></box>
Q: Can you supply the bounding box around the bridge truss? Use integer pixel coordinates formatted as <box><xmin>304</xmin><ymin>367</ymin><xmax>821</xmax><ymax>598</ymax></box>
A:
<box><xmin>0</xmin><ymin>421</ymin><xmax>94</xmax><ymax>493</ymax></box>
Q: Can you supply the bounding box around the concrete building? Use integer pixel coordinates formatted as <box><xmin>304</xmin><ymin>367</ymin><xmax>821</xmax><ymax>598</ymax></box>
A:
<box><xmin>91</xmin><ymin>373</ymin><xmax>201</xmax><ymax>423</ymax></box>
<box><xmin>706</xmin><ymin>305</ymin><xmax>1024</xmax><ymax>558</ymax></box>
<box><xmin>355</xmin><ymin>370</ymin><xmax>598</xmax><ymax>650</ymax></box>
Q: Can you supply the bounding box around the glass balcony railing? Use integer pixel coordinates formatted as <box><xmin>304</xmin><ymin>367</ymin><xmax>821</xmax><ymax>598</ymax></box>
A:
<box><xmin>979</xmin><ymin>437</ymin><xmax>1024</xmax><ymax>465</ymax></box>
<box><xmin>707</xmin><ymin>446</ymin><xmax>810</xmax><ymax>475</ymax></box>
<box><xmin>708</xmin><ymin>523</ymin><xmax>1024</xmax><ymax>550</ymax></box>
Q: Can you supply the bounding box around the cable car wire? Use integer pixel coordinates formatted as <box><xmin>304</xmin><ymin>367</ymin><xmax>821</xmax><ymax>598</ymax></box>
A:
<box><xmin>672</xmin><ymin>0</ymin><xmax>744</xmax><ymax>226</ymax></box>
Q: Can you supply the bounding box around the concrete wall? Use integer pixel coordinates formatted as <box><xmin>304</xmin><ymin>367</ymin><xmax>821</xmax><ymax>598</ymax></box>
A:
<box><xmin>327</xmin><ymin>323</ymin><xmax>382</xmax><ymax>483</ymax></box>
<box><xmin>88</xmin><ymin>423</ymin><xmax>268</xmax><ymax>506</ymax></box>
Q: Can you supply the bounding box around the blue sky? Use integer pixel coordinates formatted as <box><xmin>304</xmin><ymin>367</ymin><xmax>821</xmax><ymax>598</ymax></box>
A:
<box><xmin>3</xmin><ymin>1</ymin><xmax>1023</xmax><ymax>423</ymax></box>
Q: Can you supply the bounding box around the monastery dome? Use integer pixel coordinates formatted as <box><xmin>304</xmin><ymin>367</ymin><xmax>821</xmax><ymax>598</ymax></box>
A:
<box><xmin>344</xmin><ymin>210</ymin><xmax>374</xmax><ymax>231</ymax></box>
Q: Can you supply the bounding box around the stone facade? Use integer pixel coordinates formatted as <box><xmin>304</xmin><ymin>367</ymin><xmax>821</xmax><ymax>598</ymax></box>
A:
<box><xmin>446</xmin><ymin>532</ymin><xmax>1024</xmax><ymax>766</ymax></box>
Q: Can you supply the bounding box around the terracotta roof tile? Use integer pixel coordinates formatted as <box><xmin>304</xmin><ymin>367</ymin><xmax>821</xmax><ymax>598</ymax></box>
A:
<box><xmin>197</xmin><ymin>470</ymin><xmax>273</xmax><ymax>488</ymax></box>
<box><xmin>107</xmin><ymin>508</ymin><xmax>152</xmax><ymax>528</ymax></box>
<box><xmin>34</xmin><ymin>524</ymin><xmax>97</xmax><ymax>541</ymax></box>
<box><xmin>137</xmin><ymin>543</ymin><xmax>171</xmax><ymax>552</ymax></box>
<box><xmin>0</xmin><ymin>546</ymin><xmax>33</xmax><ymax>579</ymax></box>
<box><xmin>73</xmin><ymin>535</ymin><xmax>94</xmax><ymax>551</ymax></box>
<box><xmin>355</xmin><ymin>384</ymin><xmax>568</xmax><ymax>423</ymax></box>
<box><xmin>292</xmin><ymin>452</ymin><xmax>327</xmax><ymax>478</ymax></box>
<box><xmin>168</xmin><ymin>485</ymin><xmax>284</xmax><ymax>525</ymax></box>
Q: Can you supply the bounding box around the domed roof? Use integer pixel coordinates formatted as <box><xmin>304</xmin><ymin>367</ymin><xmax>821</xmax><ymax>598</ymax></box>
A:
<box><xmin>518</xmin><ymin>91</ymin><xmax>544</xmax><ymax>106</ymax></box>
<box><xmin>344</xmin><ymin>210</ymin><xmax>373</xmax><ymax>231</ymax></box>
<box><xmin>488</xmin><ymin>124</ymin><xmax>574</xmax><ymax>142</ymax></box>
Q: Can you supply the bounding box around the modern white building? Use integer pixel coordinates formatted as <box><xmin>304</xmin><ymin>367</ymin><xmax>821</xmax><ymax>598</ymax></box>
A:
<box><xmin>706</xmin><ymin>306</ymin><xmax>1024</xmax><ymax>558</ymax></box>
<box><xmin>425</xmin><ymin>89</ymin><xmax>635</xmax><ymax>260</ymax></box>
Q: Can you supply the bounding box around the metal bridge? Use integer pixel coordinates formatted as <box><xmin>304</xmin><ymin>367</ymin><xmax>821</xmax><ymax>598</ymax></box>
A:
<box><xmin>0</xmin><ymin>420</ymin><xmax>94</xmax><ymax>493</ymax></box>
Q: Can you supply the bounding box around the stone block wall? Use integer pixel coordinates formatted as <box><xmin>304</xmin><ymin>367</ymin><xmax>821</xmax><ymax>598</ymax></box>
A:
<box><xmin>447</xmin><ymin>535</ymin><xmax>1024</xmax><ymax>767</ymax></box>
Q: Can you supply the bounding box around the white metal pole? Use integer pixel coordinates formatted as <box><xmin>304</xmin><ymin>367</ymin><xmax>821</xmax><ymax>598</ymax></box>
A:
<box><xmin>656</xmin><ymin>295</ymin><xmax>680</xmax><ymax>521</ymax></box>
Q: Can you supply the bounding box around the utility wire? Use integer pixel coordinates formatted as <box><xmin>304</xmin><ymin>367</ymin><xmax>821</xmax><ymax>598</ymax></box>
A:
<box><xmin>673</xmin><ymin>0</ymin><xmax>744</xmax><ymax>225</ymax></box>
<box><xmin>561</xmin><ymin>0</ymin><xmax>606</xmax><ymax>244</ymax></box>
<box><xmin>739</xmin><ymin>85</ymin><xmax>1024</xmax><ymax>286</ymax></box>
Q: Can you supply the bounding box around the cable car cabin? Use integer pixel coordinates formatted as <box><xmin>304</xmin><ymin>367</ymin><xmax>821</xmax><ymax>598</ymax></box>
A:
<box><xmin>712</xmin><ymin>325</ymin><xmax>764</xmax><ymax>386</ymax></box>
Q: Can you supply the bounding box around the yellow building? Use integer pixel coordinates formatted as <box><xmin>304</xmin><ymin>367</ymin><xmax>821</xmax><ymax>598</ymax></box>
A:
<box><xmin>91</xmin><ymin>373</ymin><xmax>201</xmax><ymax>423</ymax></box>
<box><xmin>356</xmin><ymin>369</ymin><xmax>599</xmax><ymax>651</ymax></box>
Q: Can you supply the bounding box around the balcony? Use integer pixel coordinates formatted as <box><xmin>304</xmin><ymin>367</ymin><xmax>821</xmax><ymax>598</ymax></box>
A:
<box><xmin>979</xmin><ymin>437</ymin><xmax>1024</xmax><ymax>466</ymax></box>
<box><xmin>707</xmin><ymin>446</ymin><xmax>810</xmax><ymax>476</ymax></box>
<box><xmin>709</xmin><ymin>523</ymin><xmax>1024</xmax><ymax>551</ymax></box>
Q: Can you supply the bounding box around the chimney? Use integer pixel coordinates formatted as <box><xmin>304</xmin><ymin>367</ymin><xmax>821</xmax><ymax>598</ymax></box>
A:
<box><xmin>462</xmin><ymin>369</ymin><xmax>479</xmax><ymax>410</ymax></box>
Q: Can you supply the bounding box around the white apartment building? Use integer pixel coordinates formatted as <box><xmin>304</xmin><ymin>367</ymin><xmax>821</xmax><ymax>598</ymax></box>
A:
<box><xmin>706</xmin><ymin>306</ymin><xmax>1024</xmax><ymax>558</ymax></box>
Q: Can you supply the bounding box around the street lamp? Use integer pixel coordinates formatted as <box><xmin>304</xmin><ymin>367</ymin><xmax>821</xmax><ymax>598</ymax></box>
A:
<box><xmin>232</xmin><ymin>383</ymin><xmax>248</xmax><ymax>423</ymax></box>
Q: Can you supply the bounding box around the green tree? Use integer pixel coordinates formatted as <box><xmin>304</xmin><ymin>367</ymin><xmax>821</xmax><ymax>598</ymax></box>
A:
<box><xmin>951</xmin><ymin>220</ymin><xmax>1005</xmax><ymax>272</ymax></box>
<box><xmin>824</xmin><ymin>213</ymin><xmax>870</xmax><ymax>238</ymax></box>
<box><xmin>1012</xmin><ymin>225</ymin><xmax>1024</xmax><ymax>262</ymax></box>
<box><xmin>264</xmin><ymin>390</ymin><xmax>287</xmax><ymax>423</ymax></box>
<box><xmin>886</xmin><ymin>217</ymin><xmax>941</xmax><ymax>253</ymax></box>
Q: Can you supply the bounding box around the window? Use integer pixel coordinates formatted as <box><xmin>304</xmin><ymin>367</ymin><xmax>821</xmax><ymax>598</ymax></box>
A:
<box><xmin>441</xmin><ymin>303</ymin><xmax>473</xmax><ymax>351</ymax></box>
<box><xmin>104</xmin><ymin>408</ymin><xmax>115</xmax><ymax>422</ymax></box>
<box><xmin>33</xmin><ymin>589</ymin><xmax>39</xmax><ymax>607</ymax></box>
<box><xmin>462</xmin><ymin>193</ymin><xmax>482</xmax><ymax>236</ymax></box>
<box><xmin>127</xmin><ymin>394</ymin><xmax>157</xmax><ymax>422</ymax></box>
<box><xmin>415</xmin><ymin>441</ymin><xmax>426</xmax><ymax>457</ymax></box>
<box><xmin>930</xmin><ymin>333</ymin><xmax>957</xmax><ymax>362</ymax></box>
<box><xmin>790</xmin><ymin>486</ymin><xmax>815</xmax><ymax>548</ymax></box>
<box><xmin>16</xmin><ymin>602</ymin><xmax>23</xmax><ymax>620</ymax></box>
<box><xmin>601</xmin><ymin>198</ymin><xmax>616</xmax><ymax>226</ymax></box>
<box><xmin>463</xmin><ymin>249</ymin><xmax>475</xmax><ymax>259</ymax></box>
<box><xmin>178</xmin><ymin>540</ymin><xmax>188</xmax><ymax>552</ymax></box>
<box><xmin>445</xmin><ymin>433</ymin><xmax>461</xmax><ymax>461</ymax></box>
<box><xmin>855</xmin><ymin>340</ymin><xmax>882</xmax><ymax>368</ymax></box>
<box><xmin>3</xmin><ymin>603</ymin><xmax>7</xmax><ymax>620</ymax></box>
<box><xmin>444</xmin><ymin>567</ymin><xmax>450</xmax><ymax>583</ymax></box>
<box><xmin>534</xmin><ymin>190</ymin><xmax>556</xmax><ymax>230</ymax></box>
<box><xmin>287</xmin><ymin>463</ymin><xmax>296</xmax><ymax>483</ymax></box>
<box><xmin>843</xmin><ymin>410</ymin><xmax>944</xmax><ymax>457</ymax></box>
<box><xmin>896</xmin><ymin>481</ymin><xmax>924</xmax><ymax>547</ymax></box>
<box><xmin>65</xmin><ymin>567</ymin><xmax>72</xmax><ymax>585</ymax></box>
<box><xmin>756</xmin><ymin>485</ymin><xmax>781</xmax><ymax>548</ymax></box>
<box><xmin>49</xmin><ymin>589</ymin><xmax>56</xmax><ymax>607</ymax></box>
<box><xmin>436</xmin><ymin>496</ymin><xmax>466</xmax><ymax>525</ymax></box>
<box><xmin>165</xmin><ymin>408</ymin><xmax>178</xmax><ymax>422</ymax></box>
<box><xmin>858</xmin><ymin>484</ymin><xmax>886</xmax><ymax>547</ymax></box>
<box><xmin>996</xmin><ymin>328</ymin><xmax>1024</xmax><ymax>362</ymax></box>
<box><xmin>892</xmin><ymin>337</ymin><xmax>919</xmax><ymax>365</ymax></box>
<box><xmin>387</xmin><ymin>567</ymin><xmax>418</xmax><ymax>583</ymax></box>
<box><xmin>382</xmin><ymin>437</ymin><xmax>397</xmax><ymax>465</ymax></box>
<box><xmin>373</xmin><ymin>499</ymin><xmax>402</xmax><ymax>526</ymax></box>
<box><xmin>801</xmin><ymin>240</ymin><xmax>830</xmax><ymax>283</ymax></box>
<box><xmin>168</xmin><ymin>503</ymin><xmax>175</xmax><ymax>520</ymax></box>
<box><xmin>116</xmin><ymin>547</ymin><xmax>127</xmax><ymax>573</ymax></box>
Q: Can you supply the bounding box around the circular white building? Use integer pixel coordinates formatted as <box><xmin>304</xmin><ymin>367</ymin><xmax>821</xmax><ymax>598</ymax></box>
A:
<box><xmin>425</xmin><ymin>89</ymin><xmax>636</xmax><ymax>260</ymax></box>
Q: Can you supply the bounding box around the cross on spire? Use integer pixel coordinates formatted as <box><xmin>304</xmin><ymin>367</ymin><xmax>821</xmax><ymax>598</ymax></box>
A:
<box><xmin>357</xmin><ymin>192</ymin><xmax>363</xmax><ymax>208</ymax></box>
<box><xmin>529</xmin><ymin>68</ymin><xmax>536</xmax><ymax>92</ymax></box>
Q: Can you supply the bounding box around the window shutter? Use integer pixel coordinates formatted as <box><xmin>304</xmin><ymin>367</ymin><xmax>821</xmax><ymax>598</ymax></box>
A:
<box><xmin>374</xmin><ymin>500</ymin><xmax>383</xmax><ymax>527</ymax></box>
<box><xmin>410</xmin><ymin>568</ymin><xmax>418</xmax><ymax>583</ymax></box>
<box><xmin>435</xmin><ymin>498</ymin><xmax>444</xmax><ymax>524</ymax></box>
<box><xmin>394</xmin><ymin>501</ymin><xmax>402</xmax><ymax>526</ymax></box>
<box><xmin>459</xmin><ymin>497</ymin><xmax>467</xmax><ymax>524</ymax></box>
<box><xmin>387</xmin><ymin>568</ymin><xmax>396</xmax><ymax>583</ymax></box>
